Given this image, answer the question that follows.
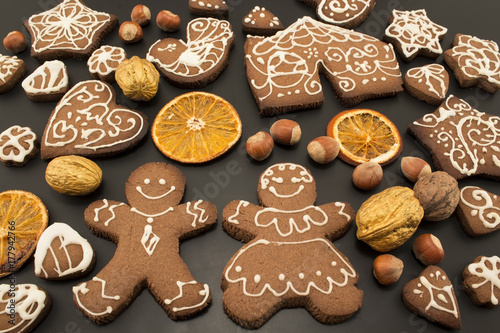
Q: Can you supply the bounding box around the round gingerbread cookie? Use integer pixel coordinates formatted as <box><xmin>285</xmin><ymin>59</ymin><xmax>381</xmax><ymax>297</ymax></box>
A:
<box><xmin>87</xmin><ymin>45</ymin><xmax>127</xmax><ymax>83</ymax></box>
<box><xmin>0</xmin><ymin>125</ymin><xmax>39</xmax><ymax>166</ymax></box>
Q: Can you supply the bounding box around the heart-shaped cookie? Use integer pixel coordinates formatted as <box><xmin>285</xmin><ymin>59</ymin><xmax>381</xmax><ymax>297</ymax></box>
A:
<box><xmin>41</xmin><ymin>80</ymin><xmax>148</xmax><ymax>160</ymax></box>
<box><xmin>403</xmin><ymin>265</ymin><xmax>461</xmax><ymax>330</ymax></box>
<box><xmin>404</xmin><ymin>64</ymin><xmax>449</xmax><ymax>105</ymax></box>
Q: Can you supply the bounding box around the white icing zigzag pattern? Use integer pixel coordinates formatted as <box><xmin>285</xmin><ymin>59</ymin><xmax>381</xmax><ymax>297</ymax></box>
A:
<box><xmin>410</xmin><ymin>95</ymin><xmax>500</xmax><ymax>178</ymax></box>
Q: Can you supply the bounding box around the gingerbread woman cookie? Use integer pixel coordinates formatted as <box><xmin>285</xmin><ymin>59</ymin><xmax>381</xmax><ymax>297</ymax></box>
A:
<box><xmin>221</xmin><ymin>163</ymin><xmax>361</xmax><ymax>329</ymax></box>
<box><xmin>299</xmin><ymin>0</ymin><xmax>376</xmax><ymax>28</ymax></box>
<box><xmin>408</xmin><ymin>95</ymin><xmax>500</xmax><ymax>180</ymax></box>
<box><xmin>24</xmin><ymin>0</ymin><xmax>118</xmax><ymax>61</ymax></box>
<box><xmin>245</xmin><ymin>16</ymin><xmax>403</xmax><ymax>116</ymax></box>
<box><xmin>147</xmin><ymin>17</ymin><xmax>234</xmax><ymax>88</ymax></box>
<box><xmin>73</xmin><ymin>162</ymin><xmax>217</xmax><ymax>324</ymax></box>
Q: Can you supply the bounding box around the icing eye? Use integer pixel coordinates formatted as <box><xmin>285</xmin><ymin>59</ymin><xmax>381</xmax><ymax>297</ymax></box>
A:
<box><xmin>159</xmin><ymin>179</ymin><xmax>166</xmax><ymax>185</ymax></box>
<box><xmin>144</xmin><ymin>179</ymin><xmax>150</xmax><ymax>185</ymax></box>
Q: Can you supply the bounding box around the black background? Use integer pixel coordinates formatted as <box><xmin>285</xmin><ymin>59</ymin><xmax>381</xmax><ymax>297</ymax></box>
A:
<box><xmin>0</xmin><ymin>0</ymin><xmax>499</xmax><ymax>332</ymax></box>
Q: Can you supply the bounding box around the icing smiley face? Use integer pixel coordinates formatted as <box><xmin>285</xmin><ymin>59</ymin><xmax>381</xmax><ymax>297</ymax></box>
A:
<box><xmin>125</xmin><ymin>162</ymin><xmax>186</xmax><ymax>215</ymax></box>
<box><xmin>258</xmin><ymin>163</ymin><xmax>316</xmax><ymax>209</ymax></box>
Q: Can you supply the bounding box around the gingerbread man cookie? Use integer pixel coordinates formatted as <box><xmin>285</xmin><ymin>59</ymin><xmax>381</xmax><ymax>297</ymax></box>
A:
<box><xmin>299</xmin><ymin>0</ymin><xmax>376</xmax><ymax>28</ymax></box>
<box><xmin>73</xmin><ymin>162</ymin><xmax>217</xmax><ymax>324</ymax></box>
<box><xmin>408</xmin><ymin>95</ymin><xmax>500</xmax><ymax>180</ymax></box>
<box><xmin>24</xmin><ymin>0</ymin><xmax>118</xmax><ymax>61</ymax></box>
<box><xmin>444</xmin><ymin>33</ymin><xmax>500</xmax><ymax>93</ymax></box>
<box><xmin>222</xmin><ymin>163</ymin><xmax>361</xmax><ymax>329</ymax></box>
<box><xmin>245</xmin><ymin>16</ymin><xmax>403</xmax><ymax>116</ymax></box>
<box><xmin>147</xmin><ymin>17</ymin><xmax>234</xmax><ymax>88</ymax></box>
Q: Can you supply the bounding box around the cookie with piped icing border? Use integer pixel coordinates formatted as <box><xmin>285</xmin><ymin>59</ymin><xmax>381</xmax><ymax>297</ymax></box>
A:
<box><xmin>456</xmin><ymin>186</ymin><xmax>500</xmax><ymax>236</ymax></box>
<box><xmin>189</xmin><ymin>0</ymin><xmax>229</xmax><ymax>18</ymax></box>
<box><xmin>147</xmin><ymin>17</ymin><xmax>234</xmax><ymax>89</ymax></box>
<box><xmin>41</xmin><ymin>80</ymin><xmax>148</xmax><ymax>160</ymax></box>
<box><xmin>22</xmin><ymin>60</ymin><xmax>69</xmax><ymax>102</ymax></box>
<box><xmin>0</xmin><ymin>284</ymin><xmax>52</xmax><ymax>333</ymax></box>
<box><xmin>242</xmin><ymin>6</ymin><xmax>284</xmax><ymax>36</ymax></box>
<box><xmin>403</xmin><ymin>265</ymin><xmax>461</xmax><ymax>330</ymax></box>
<box><xmin>34</xmin><ymin>222</ymin><xmax>96</xmax><ymax>280</ymax></box>
<box><xmin>23</xmin><ymin>0</ymin><xmax>118</xmax><ymax>62</ymax></box>
<box><xmin>384</xmin><ymin>9</ymin><xmax>447</xmax><ymax>62</ymax></box>
<box><xmin>404</xmin><ymin>64</ymin><xmax>449</xmax><ymax>105</ymax></box>
<box><xmin>0</xmin><ymin>125</ymin><xmax>39</xmax><ymax>167</ymax></box>
<box><xmin>463</xmin><ymin>255</ymin><xmax>500</xmax><ymax>308</ymax></box>
<box><xmin>444</xmin><ymin>33</ymin><xmax>500</xmax><ymax>93</ymax></box>
<box><xmin>221</xmin><ymin>163</ymin><xmax>361</xmax><ymax>329</ymax></box>
<box><xmin>298</xmin><ymin>0</ymin><xmax>376</xmax><ymax>29</ymax></box>
<box><xmin>87</xmin><ymin>45</ymin><xmax>126</xmax><ymax>83</ymax></box>
<box><xmin>0</xmin><ymin>54</ymin><xmax>25</xmax><ymax>94</ymax></box>
<box><xmin>244</xmin><ymin>16</ymin><xmax>403</xmax><ymax>116</ymax></box>
<box><xmin>407</xmin><ymin>95</ymin><xmax>500</xmax><ymax>180</ymax></box>
<box><xmin>73</xmin><ymin>162</ymin><xmax>217</xmax><ymax>324</ymax></box>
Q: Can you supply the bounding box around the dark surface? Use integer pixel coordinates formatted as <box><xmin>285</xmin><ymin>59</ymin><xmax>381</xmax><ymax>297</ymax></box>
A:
<box><xmin>0</xmin><ymin>0</ymin><xmax>499</xmax><ymax>332</ymax></box>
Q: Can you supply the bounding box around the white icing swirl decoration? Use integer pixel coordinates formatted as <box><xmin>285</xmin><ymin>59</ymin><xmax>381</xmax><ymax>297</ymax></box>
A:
<box><xmin>406</xmin><ymin>64</ymin><xmax>448</xmax><ymax>99</ymax></box>
<box><xmin>88</xmin><ymin>45</ymin><xmax>126</xmax><ymax>76</ymax></box>
<box><xmin>460</xmin><ymin>186</ymin><xmax>500</xmax><ymax>229</ymax></box>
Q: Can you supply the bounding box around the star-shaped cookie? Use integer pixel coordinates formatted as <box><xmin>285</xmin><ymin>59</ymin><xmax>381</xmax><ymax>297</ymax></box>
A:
<box><xmin>384</xmin><ymin>9</ymin><xmax>447</xmax><ymax>62</ymax></box>
<box><xmin>24</xmin><ymin>0</ymin><xmax>118</xmax><ymax>61</ymax></box>
<box><xmin>444</xmin><ymin>33</ymin><xmax>500</xmax><ymax>93</ymax></box>
<box><xmin>408</xmin><ymin>95</ymin><xmax>500</xmax><ymax>180</ymax></box>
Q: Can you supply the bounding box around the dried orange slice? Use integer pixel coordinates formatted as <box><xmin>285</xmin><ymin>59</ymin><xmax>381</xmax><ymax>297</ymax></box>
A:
<box><xmin>0</xmin><ymin>190</ymin><xmax>48</xmax><ymax>277</ymax></box>
<box><xmin>326</xmin><ymin>109</ymin><xmax>402</xmax><ymax>166</ymax></box>
<box><xmin>152</xmin><ymin>92</ymin><xmax>242</xmax><ymax>163</ymax></box>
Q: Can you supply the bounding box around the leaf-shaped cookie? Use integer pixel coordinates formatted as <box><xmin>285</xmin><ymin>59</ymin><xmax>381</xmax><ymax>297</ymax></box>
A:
<box><xmin>403</xmin><ymin>266</ymin><xmax>461</xmax><ymax>330</ymax></box>
<box><xmin>41</xmin><ymin>80</ymin><xmax>148</xmax><ymax>159</ymax></box>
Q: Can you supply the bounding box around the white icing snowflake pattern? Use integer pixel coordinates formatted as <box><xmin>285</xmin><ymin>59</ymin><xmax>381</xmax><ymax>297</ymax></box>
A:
<box><xmin>467</xmin><ymin>256</ymin><xmax>500</xmax><ymax>306</ymax></box>
<box><xmin>28</xmin><ymin>0</ymin><xmax>112</xmax><ymax>53</ymax></box>
<box><xmin>385</xmin><ymin>9</ymin><xmax>447</xmax><ymax>60</ymax></box>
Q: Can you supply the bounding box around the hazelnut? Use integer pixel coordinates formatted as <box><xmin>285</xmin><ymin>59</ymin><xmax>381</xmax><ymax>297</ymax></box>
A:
<box><xmin>246</xmin><ymin>131</ymin><xmax>274</xmax><ymax>161</ymax></box>
<box><xmin>119</xmin><ymin>21</ymin><xmax>143</xmax><ymax>43</ymax></box>
<box><xmin>270</xmin><ymin>119</ymin><xmax>301</xmax><ymax>145</ymax></box>
<box><xmin>401</xmin><ymin>156</ymin><xmax>431</xmax><ymax>182</ymax></box>
<box><xmin>131</xmin><ymin>4</ymin><xmax>151</xmax><ymax>26</ymax></box>
<box><xmin>307</xmin><ymin>136</ymin><xmax>340</xmax><ymax>164</ymax></box>
<box><xmin>373</xmin><ymin>254</ymin><xmax>404</xmax><ymax>286</ymax></box>
<box><xmin>3</xmin><ymin>31</ymin><xmax>27</xmax><ymax>54</ymax></box>
<box><xmin>156</xmin><ymin>10</ymin><xmax>181</xmax><ymax>32</ymax></box>
<box><xmin>352</xmin><ymin>162</ymin><xmax>383</xmax><ymax>190</ymax></box>
<box><xmin>412</xmin><ymin>233</ymin><xmax>444</xmax><ymax>265</ymax></box>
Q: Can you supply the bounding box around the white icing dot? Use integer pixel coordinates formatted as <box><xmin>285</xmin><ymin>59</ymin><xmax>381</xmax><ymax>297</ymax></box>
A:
<box><xmin>430</xmin><ymin>134</ymin><xmax>434</xmax><ymax>138</ymax></box>
<box><xmin>159</xmin><ymin>179</ymin><xmax>166</xmax><ymax>185</ymax></box>
<box><xmin>299</xmin><ymin>273</ymin><xmax>305</xmax><ymax>279</ymax></box>
<box><xmin>254</xmin><ymin>275</ymin><xmax>261</xmax><ymax>283</ymax></box>
<box><xmin>235</xmin><ymin>266</ymin><xmax>242</xmax><ymax>272</ymax></box>
<box><xmin>199</xmin><ymin>290</ymin><xmax>207</xmax><ymax>296</ymax></box>
<box><xmin>381</xmin><ymin>77</ymin><xmax>387</xmax><ymax>81</ymax></box>
<box><xmin>362</xmin><ymin>79</ymin><xmax>369</xmax><ymax>85</ymax></box>
<box><xmin>279</xmin><ymin>274</ymin><xmax>285</xmax><ymax>281</ymax></box>
<box><xmin>147</xmin><ymin>217</ymin><xmax>154</xmax><ymax>223</ymax></box>
<box><xmin>316</xmin><ymin>271</ymin><xmax>322</xmax><ymax>276</ymax></box>
<box><xmin>471</xmin><ymin>210</ymin><xmax>478</xmax><ymax>217</ymax></box>
<box><xmin>295</xmin><ymin>89</ymin><xmax>300</xmax><ymax>94</ymax></box>
<box><xmin>331</xmin><ymin>261</ymin><xmax>337</xmax><ymax>266</ymax></box>
<box><xmin>260</xmin><ymin>13</ymin><xmax>265</xmax><ymax>18</ymax></box>
<box><xmin>144</xmin><ymin>179</ymin><xmax>150</xmax><ymax>184</ymax></box>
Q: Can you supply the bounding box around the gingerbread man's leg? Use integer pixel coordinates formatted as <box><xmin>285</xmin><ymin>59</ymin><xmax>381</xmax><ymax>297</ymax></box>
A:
<box><xmin>147</xmin><ymin>253</ymin><xmax>211</xmax><ymax>320</ymax></box>
<box><xmin>222</xmin><ymin>286</ymin><xmax>282</xmax><ymax>329</ymax></box>
<box><xmin>306</xmin><ymin>286</ymin><xmax>363</xmax><ymax>324</ymax></box>
<box><xmin>73</xmin><ymin>258</ymin><xmax>143</xmax><ymax>325</ymax></box>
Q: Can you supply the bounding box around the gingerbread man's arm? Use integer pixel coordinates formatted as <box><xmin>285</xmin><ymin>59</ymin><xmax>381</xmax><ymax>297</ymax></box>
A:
<box><xmin>317</xmin><ymin>201</ymin><xmax>355</xmax><ymax>241</ymax></box>
<box><xmin>84</xmin><ymin>199</ymin><xmax>130</xmax><ymax>242</ymax></box>
<box><xmin>168</xmin><ymin>200</ymin><xmax>217</xmax><ymax>240</ymax></box>
<box><xmin>222</xmin><ymin>200</ymin><xmax>263</xmax><ymax>243</ymax></box>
